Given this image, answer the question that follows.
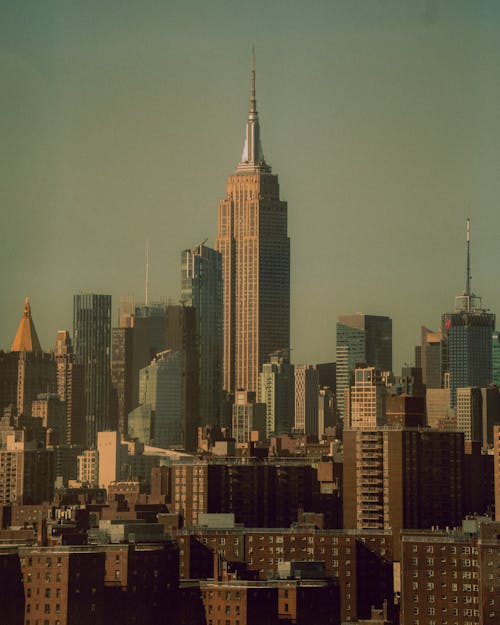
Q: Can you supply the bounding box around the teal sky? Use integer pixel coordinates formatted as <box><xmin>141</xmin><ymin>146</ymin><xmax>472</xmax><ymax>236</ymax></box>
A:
<box><xmin>1</xmin><ymin>1</ymin><xmax>499</xmax><ymax>370</ymax></box>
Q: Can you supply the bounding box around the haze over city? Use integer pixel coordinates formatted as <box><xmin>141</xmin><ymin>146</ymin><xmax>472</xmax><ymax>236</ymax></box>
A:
<box><xmin>1</xmin><ymin>0</ymin><xmax>499</xmax><ymax>368</ymax></box>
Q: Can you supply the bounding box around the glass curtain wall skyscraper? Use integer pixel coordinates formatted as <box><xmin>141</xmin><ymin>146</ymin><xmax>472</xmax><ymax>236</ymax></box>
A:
<box><xmin>216</xmin><ymin>54</ymin><xmax>290</xmax><ymax>395</ymax></box>
<box><xmin>73</xmin><ymin>293</ymin><xmax>112</xmax><ymax>447</ymax></box>
<box><xmin>181</xmin><ymin>242</ymin><xmax>223</xmax><ymax>428</ymax></box>
<box><xmin>336</xmin><ymin>314</ymin><xmax>392</xmax><ymax>422</ymax></box>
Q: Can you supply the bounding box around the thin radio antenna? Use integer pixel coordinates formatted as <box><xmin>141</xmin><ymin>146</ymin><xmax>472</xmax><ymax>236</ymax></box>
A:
<box><xmin>145</xmin><ymin>239</ymin><xmax>150</xmax><ymax>308</ymax></box>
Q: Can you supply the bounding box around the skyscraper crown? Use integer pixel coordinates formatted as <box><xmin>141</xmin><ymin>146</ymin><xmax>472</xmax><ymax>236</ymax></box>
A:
<box><xmin>11</xmin><ymin>297</ymin><xmax>42</xmax><ymax>352</ymax></box>
<box><xmin>236</xmin><ymin>48</ymin><xmax>271</xmax><ymax>174</ymax></box>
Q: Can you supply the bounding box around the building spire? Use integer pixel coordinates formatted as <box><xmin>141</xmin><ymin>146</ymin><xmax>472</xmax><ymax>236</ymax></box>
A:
<box><xmin>11</xmin><ymin>297</ymin><xmax>43</xmax><ymax>352</ymax></box>
<box><xmin>250</xmin><ymin>44</ymin><xmax>256</xmax><ymax>114</ymax></box>
<box><xmin>237</xmin><ymin>47</ymin><xmax>270</xmax><ymax>173</ymax></box>
<box><xmin>454</xmin><ymin>217</ymin><xmax>482</xmax><ymax>313</ymax></box>
<box><xmin>465</xmin><ymin>217</ymin><xmax>471</xmax><ymax>296</ymax></box>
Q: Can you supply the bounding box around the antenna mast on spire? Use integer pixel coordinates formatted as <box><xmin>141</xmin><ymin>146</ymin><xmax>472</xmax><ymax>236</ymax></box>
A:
<box><xmin>250</xmin><ymin>44</ymin><xmax>256</xmax><ymax>113</ymax></box>
<box><xmin>466</xmin><ymin>217</ymin><xmax>471</xmax><ymax>297</ymax></box>
<box><xmin>145</xmin><ymin>239</ymin><xmax>150</xmax><ymax>308</ymax></box>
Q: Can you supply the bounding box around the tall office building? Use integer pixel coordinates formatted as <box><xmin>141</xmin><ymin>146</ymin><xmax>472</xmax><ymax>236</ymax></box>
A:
<box><xmin>420</xmin><ymin>326</ymin><xmax>446</xmax><ymax>388</ymax></box>
<box><xmin>165</xmin><ymin>305</ymin><xmax>199</xmax><ymax>452</ymax></box>
<box><xmin>259</xmin><ymin>350</ymin><xmax>294</xmax><ymax>437</ymax></box>
<box><xmin>441</xmin><ymin>220</ymin><xmax>495</xmax><ymax>406</ymax></box>
<box><xmin>128</xmin><ymin>350</ymin><xmax>183</xmax><ymax>449</ymax></box>
<box><xmin>110</xmin><ymin>327</ymin><xmax>134</xmax><ymax>438</ymax></box>
<box><xmin>73</xmin><ymin>294</ymin><xmax>112</xmax><ymax>447</ymax></box>
<box><xmin>294</xmin><ymin>364</ymin><xmax>319</xmax><ymax>435</ymax></box>
<box><xmin>216</xmin><ymin>55</ymin><xmax>290</xmax><ymax>395</ymax></box>
<box><xmin>493</xmin><ymin>332</ymin><xmax>500</xmax><ymax>386</ymax></box>
<box><xmin>335</xmin><ymin>314</ymin><xmax>392</xmax><ymax>421</ymax></box>
<box><xmin>54</xmin><ymin>330</ymin><xmax>85</xmax><ymax>445</ymax></box>
<box><xmin>181</xmin><ymin>242</ymin><xmax>223</xmax><ymax>428</ymax></box>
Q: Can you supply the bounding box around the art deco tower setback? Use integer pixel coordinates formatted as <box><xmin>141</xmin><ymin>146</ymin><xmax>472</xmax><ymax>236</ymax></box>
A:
<box><xmin>216</xmin><ymin>56</ymin><xmax>290</xmax><ymax>394</ymax></box>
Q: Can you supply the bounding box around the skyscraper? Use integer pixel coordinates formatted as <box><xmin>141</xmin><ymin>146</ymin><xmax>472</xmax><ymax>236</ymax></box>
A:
<box><xmin>335</xmin><ymin>314</ymin><xmax>392</xmax><ymax>421</ymax></box>
<box><xmin>493</xmin><ymin>332</ymin><xmax>500</xmax><ymax>387</ymax></box>
<box><xmin>294</xmin><ymin>364</ymin><xmax>319</xmax><ymax>435</ymax></box>
<box><xmin>54</xmin><ymin>330</ymin><xmax>85</xmax><ymax>445</ymax></box>
<box><xmin>73</xmin><ymin>293</ymin><xmax>112</xmax><ymax>447</ymax></box>
<box><xmin>216</xmin><ymin>54</ymin><xmax>290</xmax><ymax>395</ymax></box>
<box><xmin>128</xmin><ymin>349</ymin><xmax>183</xmax><ymax>449</ymax></box>
<box><xmin>259</xmin><ymin>350</ymin><xmax>294</xmax><ymax>437</ymax></box>
<box><xmin>181</xmin><ymin>242</ymin><xmax>223</xmax><ymax>428</ymax></box>
<box><xmin>441</xmin><ymin>220</ymin><xmax>495</xmax><ymax>406</ymax></box>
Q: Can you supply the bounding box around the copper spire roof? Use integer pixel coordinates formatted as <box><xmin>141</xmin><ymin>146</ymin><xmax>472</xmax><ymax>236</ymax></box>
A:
<box><xmin>11</xmin><ymin>297</ymin><xmax>42</xmax><ymax>352</ymax></box>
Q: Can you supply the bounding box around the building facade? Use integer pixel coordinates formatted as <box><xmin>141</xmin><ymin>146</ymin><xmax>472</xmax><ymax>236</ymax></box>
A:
<box><xmin>294</xmin><ymin>365</ymin><xmax>319</xmax><ymax>435</ymax></box>
<box><xmin>73</xmin><ymin>294</ymin><xmax>112</xmax><ymax>447</ymax></box>
<box><xmin>181</xmin><ymin>242</ymin><xmax>223</xmax><ymax>429</ymax></box>
<box><xmin>259</xmin><ymin>351</ymin><xmax>295</xmax><ymax>437</ymax></box>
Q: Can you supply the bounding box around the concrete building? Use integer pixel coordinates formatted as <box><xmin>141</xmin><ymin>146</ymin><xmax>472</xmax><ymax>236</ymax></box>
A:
<box><xmin>181</xmin><ymin>242</ymin><xmax>223</xmax><ymax>429</ymax></box>
<box><xmin>0</xmin><ymin>435</ymin><xmax>54</xmax><ymax>504</ymax></box>
<box><xmin>421</xmin><ymin>326</ymin><xmax>446</xmax><ymax>388</ymax></box>
<box><xmin>318</xmin><ymin>387</ymin><xmax>335</xmax><ymax>436</ymax></box>
<box><xmin>232</xmin><ymin>390</ymin><xmax>266</xmax><ymax>445</ymax></box>
<box><xmin>216</xmin><ymin>57</ymin><xmax>290</xmax><ymax>396</ymax></box>
<box><xmin>259</xmin><ymin>350</ymin><xmax>294</xmax><ymax>437</ymax></box>
<box><xmin>77</xmin><ymin>449</ymin><xmax>99</xmax><ymax>487</ymax></box>
<box><xmin>336</xmin><ymin>314</ymin><xmax>392</xmax><ymax>422</ymax></box>
<box><xmin>426</xmin><ymin>387</ymin><xmax>452</xmax><ymax>428</ymax></box>
<box><xmin>456</xmin><ymin>387</ymin><xmax>483</xmax><ymax>443</ymax></box>
<box><xmin>97</xmin><ymin>431</ymin><xmax>122</xmax><ymax>491</ymax></box>
<box><xmin>73</xmin><ymin>293</ymin><xmax>112</xmax><ymax>447</ymax></box>
<box><xmin>294</xmin><ymin>364</ymin><xmax>319</xmax><ymax>435</ymax></box>
<box><xmin>343</xmin><ymin>428</ymin><xmax>464</xmax><ymax>555</ymax></box>
<box><xmin>345</xmin><ymin>366</ymin><xmax>387</xmax><ymax>429</ymax></box>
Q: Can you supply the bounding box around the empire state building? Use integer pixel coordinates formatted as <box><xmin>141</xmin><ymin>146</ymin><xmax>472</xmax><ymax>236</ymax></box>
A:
<box><xmin>216</xmin><ymin>57</ymin><xmax>290</xmax><ymax>395</ymax></box>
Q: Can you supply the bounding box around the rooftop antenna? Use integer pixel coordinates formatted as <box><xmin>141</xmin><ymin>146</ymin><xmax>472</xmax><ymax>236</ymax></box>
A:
<box><xmin>145</xmin><ymin>239</ymin><xmax>150</xmax><ymax>308</ymax></box>
<box><xmin>250</xmin><ymin>44</ymin><xmax>256</xmax><ymax>113</ymax></box>
<box><xmin>465</xmin><ymin>217</ymin><xmax>471</xmax><ymax>297</ymax></box>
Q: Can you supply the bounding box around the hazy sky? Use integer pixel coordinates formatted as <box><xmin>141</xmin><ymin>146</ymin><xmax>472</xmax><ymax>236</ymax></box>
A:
<box><xmin>1</xmin><ymin>1</ymin><xmax>499</xmax><ymax>370</ymax></box>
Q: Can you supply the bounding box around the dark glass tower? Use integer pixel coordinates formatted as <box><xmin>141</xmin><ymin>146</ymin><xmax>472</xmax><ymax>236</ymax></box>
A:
<box><xmin>181</xmin><ymin>242</ymin><xmax>223</xmax><ymax>428</ymax></box>
<box><xmin>73</xmin><ymin>293</ymin><xmax>112</xmax><ymax>447</ymax></box>
<box><xmin>336</xmin><ymin>314</ymin><xmax>393</xmax><ymax>421</ymax></box>
<box><xmin>441</xmin><ymin>220</ymin><xmax>495</xmax><ymax>406</ymax></box>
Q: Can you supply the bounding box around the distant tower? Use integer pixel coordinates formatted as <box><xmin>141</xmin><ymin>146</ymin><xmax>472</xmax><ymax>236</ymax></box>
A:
<box><xmin>336</xmin><ymin>314</ymin><xmax>392</xmax><ymax>422</ymax></box>
<box><xmin>73</xmin><ymin>294</ymin><xmax>112</xmax><ymax>448</ymax></box>
<box><xmin>10</xmin><ymin>298</ymin><xmax>56</xmax><ymax>417</ymax></box>
<box><xmin>441</xmin><ymin>219</ymin><xmax>495</xmax><ymax>406</ymax></box>
<box><xmin>259</xmin><ymin>350</ymin><xmax>295</xmax><ymax>437</ymax></box>
<box><xmin>216</xmin><ymin>51</ymin><xmax>290</xmax><ymax>395</ymax></box>
<box><xmin>128</xmin><ymin>350</ymin><xmax>183</xmax><ymax>449</ymax></box>
<box><xmin>294</xmin><ymin>364</ymin><xmax>319</xmax><ymax>435</ymax></box>
<box><xmin>181</xmin><ymin>242</ymin><xmax>223</xmax><ymax>428</ymax></box>
<box><xmin>345</xmin><ymin>365</ymin><xmax>387</xmax><ymax>429</ymax></box>
<box><xmin>54</xmin><ymin>330</ymin><xmax>85</xmax><ymax>445</ymax></box>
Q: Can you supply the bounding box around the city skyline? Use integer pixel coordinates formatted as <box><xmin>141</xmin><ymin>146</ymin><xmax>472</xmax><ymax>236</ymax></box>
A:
<box><xmin>1</xmin><ymin>2</ymin><xmax>500</xmax><ymax>371</ymax></box>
